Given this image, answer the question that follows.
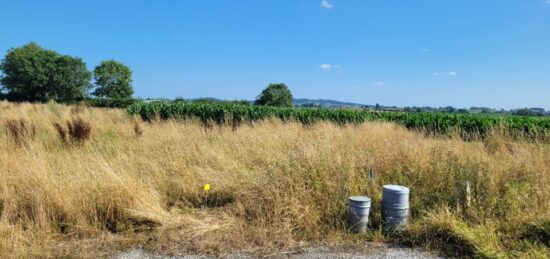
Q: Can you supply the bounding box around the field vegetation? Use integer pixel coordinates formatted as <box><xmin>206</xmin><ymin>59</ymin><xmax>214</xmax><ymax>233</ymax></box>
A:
<box><xmin>1</xmin><ymin>101</ymin><xmax>549</xmax><ymax>258</ymax></box>
<box><xmin>128</xmin><ymin>101</ymin><xmax>550</xmax><ymax>141</ymax></box>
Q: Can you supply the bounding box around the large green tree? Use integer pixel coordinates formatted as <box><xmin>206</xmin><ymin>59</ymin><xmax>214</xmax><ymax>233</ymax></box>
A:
<box><xmin>0</xmin><ymin>42</ymin><xmax>91</xmax><ymax>102</ymax></box>
<box><xmin>254</xmin><ymin>83</ymin><xmax>293</xmax><ymax>107</ymax></box>
<box><xmin>92</xmin><ymin>60</ymin><xmax>133</xmax><ymax>99</ymax></box>
<box><xmin>51</xmin><ymin>55</ymin><xmax>93</xmax><ymax>100</ymax></box>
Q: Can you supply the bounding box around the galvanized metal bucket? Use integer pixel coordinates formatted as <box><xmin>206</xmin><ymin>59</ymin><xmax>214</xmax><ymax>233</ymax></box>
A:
<box><xmin>381</xmin><ymin>185</ymin><xmax>410</xmax><ymax>229</ymax></box>
<box><xmin>348</xmin><ymin>196</ymin><xmax>371</xmax><ymax>233</ymax></box>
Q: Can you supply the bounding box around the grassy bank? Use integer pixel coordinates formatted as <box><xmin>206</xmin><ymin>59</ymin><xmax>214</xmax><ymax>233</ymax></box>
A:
<box><xmin>1</xmin><ymin>101</ymin><xmax>549</xmax><ymax>257</ymax></box>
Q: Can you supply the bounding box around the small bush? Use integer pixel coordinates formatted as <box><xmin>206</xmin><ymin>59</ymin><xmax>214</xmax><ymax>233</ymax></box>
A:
<box><xmin>5</xmin><ymin>119</ymin><xmax>36</xmax><ymax>145</ymax></box>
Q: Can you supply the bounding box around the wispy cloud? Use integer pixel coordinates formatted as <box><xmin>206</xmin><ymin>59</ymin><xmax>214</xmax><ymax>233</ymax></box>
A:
<box><xmin>320</xmin><ymin>64</ymin><xmax>332</xmax><ymax>70</ymax></box>
<box><xmin>372</xmin><ymin>81</ymin><xmax>385</xmax><ymax>87</ymax></box>
<box><xmin>433</xmin><ymin>71</ymin><xmax>457</xmax><ymax>77</ymax></box>
<box><xmin>321</xmin><ymin>0</ymin><xmax>334</xmax><ymax>9</ymax></box>
<box><xmin>320</xmin><ymin>64</ymin><xmax>342</xmax><ymax>73</ymax></box>
<box><xmin>420</xmin><ymin>48</ymin><xmax>430</xmax><ymax>52</ymax></box>
<box><xmin>545</xmin><ymin>0</ymin><xmax>550</xmax><ymax>5</ymax></box>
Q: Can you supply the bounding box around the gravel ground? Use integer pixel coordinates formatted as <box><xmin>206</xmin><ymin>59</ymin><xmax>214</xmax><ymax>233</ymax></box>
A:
<box><xmin>115</xmin><ymin>243</ymin><xmax>444</xmax><ymax>259</ymax></box>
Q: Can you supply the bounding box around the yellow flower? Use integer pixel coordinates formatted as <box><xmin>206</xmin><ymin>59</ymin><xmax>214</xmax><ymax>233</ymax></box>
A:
<box><xmin>203</xmin><ymin>184</ymin><xmax>211</xmax><ymax>191</ymax></box>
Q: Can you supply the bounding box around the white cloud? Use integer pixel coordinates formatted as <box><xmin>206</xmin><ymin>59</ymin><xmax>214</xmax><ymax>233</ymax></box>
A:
<box><xmin>372</xmin><ymin>81</ymin><xmax>385</xmax><ymax>86</ymax></box>
<box><xmin>321</xmin><ymin>0</ymin><xmax>334</xmax><ymax>9</ymax></box>
<box><xmin>320</xmin><ymin>64</ymin><xmax>332</xmax><ymax>70</ymax></box>
<box><xmin>320</xmin><ymin>64</ymin><xmax>342</xmax><ymax>73</ymax></box>
<box><xmin>433</xmin><ymin>71</ymin><xmax>457</xmax><ymax>77</ymax></box>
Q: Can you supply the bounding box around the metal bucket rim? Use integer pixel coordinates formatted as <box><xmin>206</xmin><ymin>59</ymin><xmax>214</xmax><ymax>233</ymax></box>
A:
<box><xmin>382</xmin><ymin>185</ymin><xmax>410</xmax><ymax>194</ymax></box>
<box><xmin>350</xmin><ymin>202</ymin><xmax>371</xmax><ymax>208</ymax></box>
<box><xmin>349</xmin><ymin>196</ymin><xmax>371</xmax><ymax>202</ymax></box>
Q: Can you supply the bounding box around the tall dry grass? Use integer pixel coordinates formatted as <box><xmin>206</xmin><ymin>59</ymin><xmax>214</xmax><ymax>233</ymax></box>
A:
<box><xmin>0</xmin><ymin>101</ymin><xmax>549</xmax><ymax>258</ymax></box>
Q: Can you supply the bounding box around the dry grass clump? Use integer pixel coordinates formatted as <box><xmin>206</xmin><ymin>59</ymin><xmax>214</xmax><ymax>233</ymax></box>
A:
<box><xmin>0</xmin><ymin>101</ymin><xmax>549</xmax><ymax>257</ymax></box>
<box><xmin>4</xmin><ymin>119</ymin><xmax>36</xmax><ymax>146</ymax></box>
<box><xmin>67</xmin><ymin>117</ymin><xmax>92</xmax><ymax>142</ymax></box>
<box><xmin>404</xmin><ymin>209</ymin><xmax>501</xmax><ymax>258</ymax></box>
<box><xmin>53</xmin><ymin>121</ymin><xmax>68</xmax><ymax>142</ymax></box>
<box><xmin>133</xmin><ymin>119</ymin><xmax>143</xmax><ymax>137</ymax></box>
<box><xmin>53</xmin><ymin>117</ymin><xmax>92</xmax><ymax>144</ymax></box>
<box><xmin>70</xmin><ymin>105</ymin><xmax>85</xmax><ymax>115</ymax></box>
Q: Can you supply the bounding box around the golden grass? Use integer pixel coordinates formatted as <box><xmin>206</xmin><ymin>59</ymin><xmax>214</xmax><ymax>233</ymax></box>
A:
<box><xmin>0</xmin><ymin>101</ymin><xmax>549</xmax><ymax>258</ymax></box>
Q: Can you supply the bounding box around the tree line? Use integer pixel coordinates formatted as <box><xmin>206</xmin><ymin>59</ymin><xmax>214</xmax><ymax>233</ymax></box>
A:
<box><xmin>1</xmin><ymin>43</ymin><xmax>545</xmax><ymax>116</ymax></box>
<box><xmin>0</xmin><ymin>42</ymin><xmax>133</xmax><ymax>102</ymax></box>
<box><xmin>0</xmin><ymin>42</ymin><xmax>296</xmax><ymax>108</ymax></box>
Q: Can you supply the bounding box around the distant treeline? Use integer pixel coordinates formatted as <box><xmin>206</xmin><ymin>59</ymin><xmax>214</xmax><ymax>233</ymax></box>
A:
<box><xmin>0</xmin><ymin>42</ymin><xmax>133</xmax><ymax>103</ymax></box>
<box><xmin>300</xmin><ymin>103</ymin><xmax>549</xmax><ymax>116</ymax></box>
<box><xmin>399</xmin><ymin>106</ymin><xmax>548</xmax><ymax>116</ymax></box>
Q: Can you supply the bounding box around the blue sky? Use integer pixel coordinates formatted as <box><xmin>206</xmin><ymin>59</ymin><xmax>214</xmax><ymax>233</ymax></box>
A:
<box><xmin>1</xmin><ymin>0</ymin><xmax>549</xmax><ymax>109</ymax></box>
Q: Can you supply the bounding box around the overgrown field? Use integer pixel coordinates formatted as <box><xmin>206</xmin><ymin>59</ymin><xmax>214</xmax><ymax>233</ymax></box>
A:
<box><xmin>1</xmin><ymin>101</ymin><xmax>550</xmax><ymax>258</ymax></box>
<box><xmin>127</xmin><ymin>101</ymin><xmax>550</xmax><ymax>141</ymax></box>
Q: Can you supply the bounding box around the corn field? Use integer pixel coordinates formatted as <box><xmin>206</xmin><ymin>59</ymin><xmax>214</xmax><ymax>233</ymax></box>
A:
<box><xmin>127</xmin><ymin>101</ymin><xmax>550</xmax><ymax>140</ymax></box>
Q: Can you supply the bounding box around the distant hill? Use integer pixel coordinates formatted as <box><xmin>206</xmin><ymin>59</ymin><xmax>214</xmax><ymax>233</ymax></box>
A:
<box><xmin>186</xmin><ymin>97</ymin><xmax>366</xmax><ymax>108</ymax></box>
<box><xmin>292</xmin><ymin>98</ymin><xmax>366</xmax><ymax>108</ymax></box>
